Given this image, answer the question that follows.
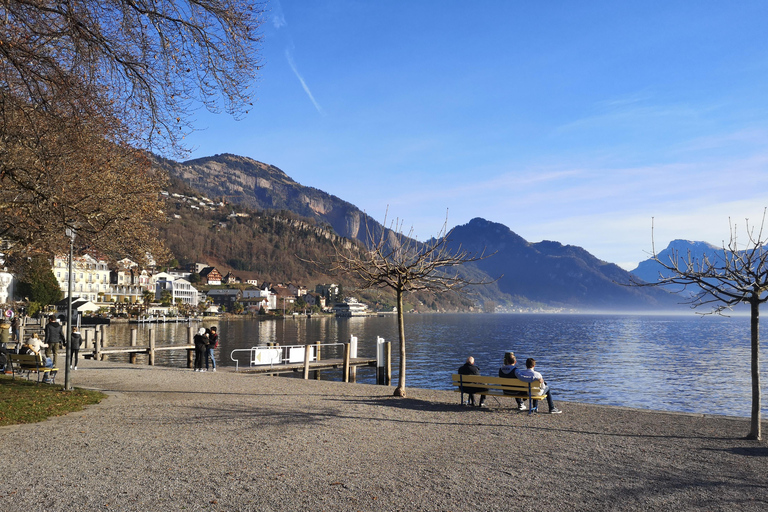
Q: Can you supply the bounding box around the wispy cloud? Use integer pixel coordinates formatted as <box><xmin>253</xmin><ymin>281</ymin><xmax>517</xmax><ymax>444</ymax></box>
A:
<box><xmin>285</xmin><ymin>49</ymin><xmax>324</xmax><ymax>115</ymax></box>
<box><xmin>271</xmin><ymin>0</ymin><xmax>286</xmax><ymax>29</ymax></box>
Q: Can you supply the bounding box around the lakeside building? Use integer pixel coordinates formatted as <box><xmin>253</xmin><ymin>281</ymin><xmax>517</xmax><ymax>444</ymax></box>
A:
<box><xmin>53</xmin><ymin>254</ymin><xmax>111</xmax><ymax>302</ymax></box>
<box><xmin>155</xmin><ymin>276</ymin><xmax>199</xmax><ymax>306</ymax></box>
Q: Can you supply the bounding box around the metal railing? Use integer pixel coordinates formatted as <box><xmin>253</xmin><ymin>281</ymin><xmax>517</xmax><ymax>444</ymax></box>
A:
<box><xmin>229</xmin><ymin>342</ymin><xmax>346</xmax><ymax>371</ymax></box>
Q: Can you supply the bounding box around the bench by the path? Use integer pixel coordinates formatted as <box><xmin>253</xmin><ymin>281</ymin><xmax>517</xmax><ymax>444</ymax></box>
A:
<box><xmin>451</xmin><ymin>374</ymin><xmax>548</xmax><ymax>413</ymax></box>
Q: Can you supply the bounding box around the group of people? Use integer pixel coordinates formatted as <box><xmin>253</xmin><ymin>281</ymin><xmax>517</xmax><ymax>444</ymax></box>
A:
<box><xmin>193</xmin><ymin>326</ymin><xmax>219</xmax><ymax>372</ymax></box>
<box><xmin>458</xmin><ymin>351</ymin><xmax>562</xmax><ymax>414</ymax></box>
<box><xmin>11</xmin><ymin>315</ymin><xmax>83</xmax><ymax>383</ymax></box>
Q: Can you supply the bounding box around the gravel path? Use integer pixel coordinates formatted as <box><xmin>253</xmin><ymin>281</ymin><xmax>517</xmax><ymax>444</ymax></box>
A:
<box><xmin>1</xmin><ymin>359</ymin><xmax>766</xmax><ymax>511</ymax></box>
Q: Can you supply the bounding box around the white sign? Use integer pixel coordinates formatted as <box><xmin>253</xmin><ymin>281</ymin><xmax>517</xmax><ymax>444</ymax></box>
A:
<box><xmin>250</xmin><ymin>348</ymin><xmax>282</xmax><ymax>366</ymax></box>
<box><xmin>288</xmin><ymin>346</ymin><xmax>316</xmax><ymax>363</ymax></box>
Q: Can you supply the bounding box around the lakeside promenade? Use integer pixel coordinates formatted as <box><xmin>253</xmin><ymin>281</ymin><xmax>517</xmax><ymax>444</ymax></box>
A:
<box><xmin>1</xmin><ymin>361</ymin><xmax>766</xmax><ymax>511</ymax></box>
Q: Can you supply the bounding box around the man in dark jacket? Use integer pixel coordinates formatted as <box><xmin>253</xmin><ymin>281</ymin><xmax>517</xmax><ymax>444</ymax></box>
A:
<box><xmin>498</xmin><ymin>351</ymin><xmax>527</xmax><ymax>411</ymax></box>
<box><xmin>457</xmin><ymin>356</ymin><xmax>487</xmax><ymax>407</ymax></box>
<box><xmin>43</xmin><ymin>315</ymin><xmax>65</xmax><ymax>366</ymax></box>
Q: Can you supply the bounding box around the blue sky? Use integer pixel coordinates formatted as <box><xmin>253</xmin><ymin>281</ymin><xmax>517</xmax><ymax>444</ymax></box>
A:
<box><xmin>184</xmin><ymin>1</ymin><xmax>768</xmax><ymax>270</ymax></box>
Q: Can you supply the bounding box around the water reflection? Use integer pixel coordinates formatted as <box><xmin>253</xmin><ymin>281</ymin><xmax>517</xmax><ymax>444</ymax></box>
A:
<box><xmin>95</xmin><ymin>314</ymin><xmax>765</xmax><ymax>417</ymax></box>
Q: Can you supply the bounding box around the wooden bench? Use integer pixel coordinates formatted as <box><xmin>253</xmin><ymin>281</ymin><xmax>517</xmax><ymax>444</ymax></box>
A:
<box><xmin>451</xmin><ymin>374</ymin><xmax>548</xmax><ymax>414</ymax></box>
<box><xmin>9</xmin><ymin>353</ymin><xmax>59</xmax><ymax>384</ymax></box>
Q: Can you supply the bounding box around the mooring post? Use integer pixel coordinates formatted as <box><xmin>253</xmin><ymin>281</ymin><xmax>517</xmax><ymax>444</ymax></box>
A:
<box><xmin>84</xmin><ymin>328</ymin><xmax>93</xmax><ymax>350</ymax></box>
<box><xmin>148</xmin><ymin>329</ymin><xmax>155</xmax><ymax>366</ymax></box>
<box><xmin>377</xmin><ymin>337</ymin><xmax>392</xmax><ymax>385</ymax></box>
<box><xmin>187</xmin><ymin>326</ymin><xmax>195</xmax><ymax>368</ymax></box>
<box><xmin>303</xmin><ymin>344</ymin><xmax>311</xmax><ymax>379</ymax></box>
<box><xmin>130</xmin><ymin>328</ymin><xmax>138</xmax><ymax>364</ymax></box>
<box><xmin>343</xmin><ymin>342</ymin><xmax>351</xmax><ymax>383</ymax></box>
<box><xmin>349</xmin><ymin>335</ymin><xmax>358</xmax><ymax>383</ymax></box>
<box><xmin>95</xmin><ymin>329</ymin><xmax>102</xmax><ymax>361</ymax></box>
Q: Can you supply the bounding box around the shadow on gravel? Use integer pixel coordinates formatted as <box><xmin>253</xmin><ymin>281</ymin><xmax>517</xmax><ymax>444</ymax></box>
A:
<box><xmin>721</xmin><ymin>446</ymin><xmax>768</xmax><ymax>457</ymax></box>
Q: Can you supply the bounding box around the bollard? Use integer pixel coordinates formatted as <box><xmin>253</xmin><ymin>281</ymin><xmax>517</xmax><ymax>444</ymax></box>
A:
<box><xmin>349</xmin><ymin>335</ymin><xmax>358</xmax><ymax>383</ymax></box>
<box><xmin>376</xmin><ymin>337</ymin><xmax>392</xmax><ymax>386</ymax></box>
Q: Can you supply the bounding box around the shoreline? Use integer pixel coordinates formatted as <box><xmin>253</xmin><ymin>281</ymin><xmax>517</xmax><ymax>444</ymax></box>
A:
<box><xmin>2</xmin><ymin>359</ymin><xmax>766</xmax><ymax>511</ymax></box>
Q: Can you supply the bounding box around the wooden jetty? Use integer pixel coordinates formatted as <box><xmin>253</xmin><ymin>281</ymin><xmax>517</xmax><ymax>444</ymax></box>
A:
<box><xmin>233</xmin><ymin>341</ymin><xmax>392</xmax><ymax>384</ymax></box>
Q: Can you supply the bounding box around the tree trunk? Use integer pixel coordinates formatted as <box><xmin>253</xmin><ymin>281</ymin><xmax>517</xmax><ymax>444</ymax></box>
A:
<box><xmin>748</xmin><ymin>298</ymin><xmax>762</xmax><ymax>440</ymax></box>
<box><xmin>393</xmin><ymin>286</ymin><xmax>406</xmax><ymax>397</ymax></box>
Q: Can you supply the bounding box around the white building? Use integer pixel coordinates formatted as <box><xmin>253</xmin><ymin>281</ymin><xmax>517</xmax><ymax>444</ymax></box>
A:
<box><xmin>155</xmin><ymin>277</ymin><xmax>199</xmax><ymax>306</ymax></box>
<box><xmin>53</xmin><ymin>254</ymin><xmax>111</xmax><ymax>302</ymax></box>
<box><xmin>244</xmin><ymin>287</ymin><xmax>276</xmax><ymax>310</ymax></box>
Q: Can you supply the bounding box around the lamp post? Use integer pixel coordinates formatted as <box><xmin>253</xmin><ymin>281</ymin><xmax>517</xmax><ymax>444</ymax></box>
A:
<box><xmin>64</xmin><ymin>227</ymin><xmax>75</xmax><ymax>391</ymax></box>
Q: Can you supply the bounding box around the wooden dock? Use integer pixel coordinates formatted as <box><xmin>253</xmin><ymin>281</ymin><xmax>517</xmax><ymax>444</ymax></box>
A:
<box><xmin>237</xmin><ymin>357</ymin><xmax>377</xmax><ymax>375</ymax></box>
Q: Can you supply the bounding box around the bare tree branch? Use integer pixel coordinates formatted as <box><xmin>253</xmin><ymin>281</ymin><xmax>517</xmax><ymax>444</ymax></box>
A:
<box><xmin>327</xmin><ymin>209</ymin><xmax>496</xmax><ymax>397</ymax></box>
<box><xmin>631</xmin><ymin>211</ymin><xmax>768</xmax><ymax>440</ymax></box>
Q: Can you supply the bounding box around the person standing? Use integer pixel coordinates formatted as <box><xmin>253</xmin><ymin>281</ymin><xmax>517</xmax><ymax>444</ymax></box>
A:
<box><xmin>515</xmin><ymin>358</ymin><xmax>562</xmax><ymax>414</ymax></box>
<box><xmin>498</xmin><ymin>351</ymin><xmax>527</xmax><ymax>411</ymax></box>
<box><xmin>44</xmin><ymin>315</ymin><xmax>65</xmax><ymax>367</ymax></box>
<box><xmin>193</xmin><ymin>327</ymin><xmax>208</xmax><ymax>372</ymax></box>
<box><xmin>205</xmin><ymin>326</ymin><xmax>218</xmax><ymax>372</ymax></box>
<box><xmin>69</xmin><ymin>326</ymin><xmax>83</xmax><ymax>370</ymax></box>
<box><xmin>457</xmin><ymin>356</ymin><xmax>487</xmax><ymax>407</ymax></box>
<box><xmin>10</xmin><ymin>315</ymin><xmax>18</xmax><ymax>342</ymax></box>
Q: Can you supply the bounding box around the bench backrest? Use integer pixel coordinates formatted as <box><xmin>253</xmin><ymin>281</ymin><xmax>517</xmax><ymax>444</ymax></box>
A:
<box><xmin>451</xmin><ymin>374</ymin><xmax>546</xmax><ymax>396</ymax></box>
<box><xmin>10</xmin><ymin>353</ymin><xmax>45</xmax><ymax>367</ymax></box>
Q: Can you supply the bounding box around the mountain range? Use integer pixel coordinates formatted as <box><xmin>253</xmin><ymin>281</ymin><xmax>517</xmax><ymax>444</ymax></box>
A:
<box><xmin>157</xmin><ymin>153</ymin><xmax>684</xmax><ymax>312</ymax></box>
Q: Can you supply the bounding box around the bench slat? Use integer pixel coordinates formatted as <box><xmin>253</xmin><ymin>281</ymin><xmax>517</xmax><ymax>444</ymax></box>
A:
<box><xmin>451</xmin><ymin>374</ymin><xmax>546</xmax><ymax>395</ymax></box>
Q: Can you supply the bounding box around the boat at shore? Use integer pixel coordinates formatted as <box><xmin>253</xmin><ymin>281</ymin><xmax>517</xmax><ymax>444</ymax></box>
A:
<box><xmin>332</xmin><ymin>298</ymin><xmax>371</xmax><ymax>317</ymax></box>
<box><xmin>129</xmin><ymin>315</ymin><xmax>203</xmax><ymax>324</ymax></box>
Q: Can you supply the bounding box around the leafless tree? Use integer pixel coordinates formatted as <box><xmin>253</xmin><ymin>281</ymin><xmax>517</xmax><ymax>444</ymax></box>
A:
<box><xmin>330</xmin><ymin>212</ymin><xmax>495</xmax><ymax>398</ymax></box>
<box><xmin>0</xmin><ymin>0</ymin><xmax>264</xmax><ymax>258</ymax></box>
<box><xmin>631</xmin><ymin>212</ymin><xmax>768</xmax><ymax>440</ymax></box>
<box><xmin>1</xmin><ymin>0</ymin><xmax>264</xmax><ymax>152</ymax></box>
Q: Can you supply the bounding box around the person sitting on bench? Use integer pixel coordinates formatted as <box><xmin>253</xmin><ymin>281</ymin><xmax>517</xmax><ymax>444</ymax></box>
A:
<box><xmin>498</xmin><ymin>351</ymin><xmax>527</xmax><ymax>411</ymax></box>
<box><xmin>515</xmin><ymin>358</ymin><xmax>562</xmax><ymax>414</ymax></box>
<box><xmin>457</xmin><ymin>356</ymin><xmax>487</xmax><ymax>408</ymax></box>
<box><xmin>24</xmin><ymin>334</ymin><xmax>53</xmax><ymax>368</ymax></box>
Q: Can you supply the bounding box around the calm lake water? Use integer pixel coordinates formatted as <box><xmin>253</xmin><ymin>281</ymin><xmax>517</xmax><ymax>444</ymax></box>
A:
<box><xmin>98</xmin><ymin>313</ymin><xmax>765</xmax><ymax>418</ymax></box>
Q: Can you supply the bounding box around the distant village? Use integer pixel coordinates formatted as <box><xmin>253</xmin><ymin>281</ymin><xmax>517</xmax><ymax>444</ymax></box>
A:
<box><xmin>43</xmin><ymin>254</ymin><xmax>355</xmax><ymax>319</ymax></box>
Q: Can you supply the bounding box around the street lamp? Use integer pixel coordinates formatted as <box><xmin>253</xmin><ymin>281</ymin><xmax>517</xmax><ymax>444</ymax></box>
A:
<box><xmin>64</xmin><ymin>227</ymin><xmax>75</xmax><ymax>391</ymax></box>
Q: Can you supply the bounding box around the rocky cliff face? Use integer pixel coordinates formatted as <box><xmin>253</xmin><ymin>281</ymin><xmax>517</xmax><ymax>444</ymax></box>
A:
<box><xmin>158</xmin><ymin>153</ymin><xmax>374</xmax><ymax>241</ymax></box>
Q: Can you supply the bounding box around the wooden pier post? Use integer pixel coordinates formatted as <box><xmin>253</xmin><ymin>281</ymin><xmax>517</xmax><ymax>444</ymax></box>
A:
<box><xmin>303</xmin><ymin>344</ymin><xmax>311</xmax><ymax>379</ymax></box>
<box><xmin>95</xmin><ymin>329</ymin><xmax>102</xmax><ymax>361</ymax></box>
<box><xmin>130</xmin><ymin>329</ymin><xmax>138</xmax><ymax>364</ymax></box>
<box><xmin>187</xmin><ymin>326</ymin><xmax>194</xmax><ymax>368</ymax></box>
<box><xmin>343</xmin><ymin>342</ymin><xmax>350</xmax><ymax>383</ymax></box>
<box><xmin>148</xmin><ymin>329</ymin><xmax>155</xmax><ymax>366</ymax></box>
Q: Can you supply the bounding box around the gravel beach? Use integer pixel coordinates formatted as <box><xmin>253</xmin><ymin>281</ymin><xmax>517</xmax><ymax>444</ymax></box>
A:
<box><xmin>1</xmin><ymin>359</ymin><xmax>766</xmax><ymax>511</ymax></box>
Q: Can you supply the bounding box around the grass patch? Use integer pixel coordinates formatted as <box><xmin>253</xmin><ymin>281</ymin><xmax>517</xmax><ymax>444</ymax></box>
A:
<box><xmin>0</xmin><ymin>375</ymin><xmax>106</xmax><ymax>426</ymax></box>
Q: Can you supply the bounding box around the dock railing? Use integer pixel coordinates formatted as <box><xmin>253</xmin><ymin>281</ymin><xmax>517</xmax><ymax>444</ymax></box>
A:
<box><xmin>230</xmin><ymin>342</ymin><xmax>343</xmax><ymax>372</ymax></box>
